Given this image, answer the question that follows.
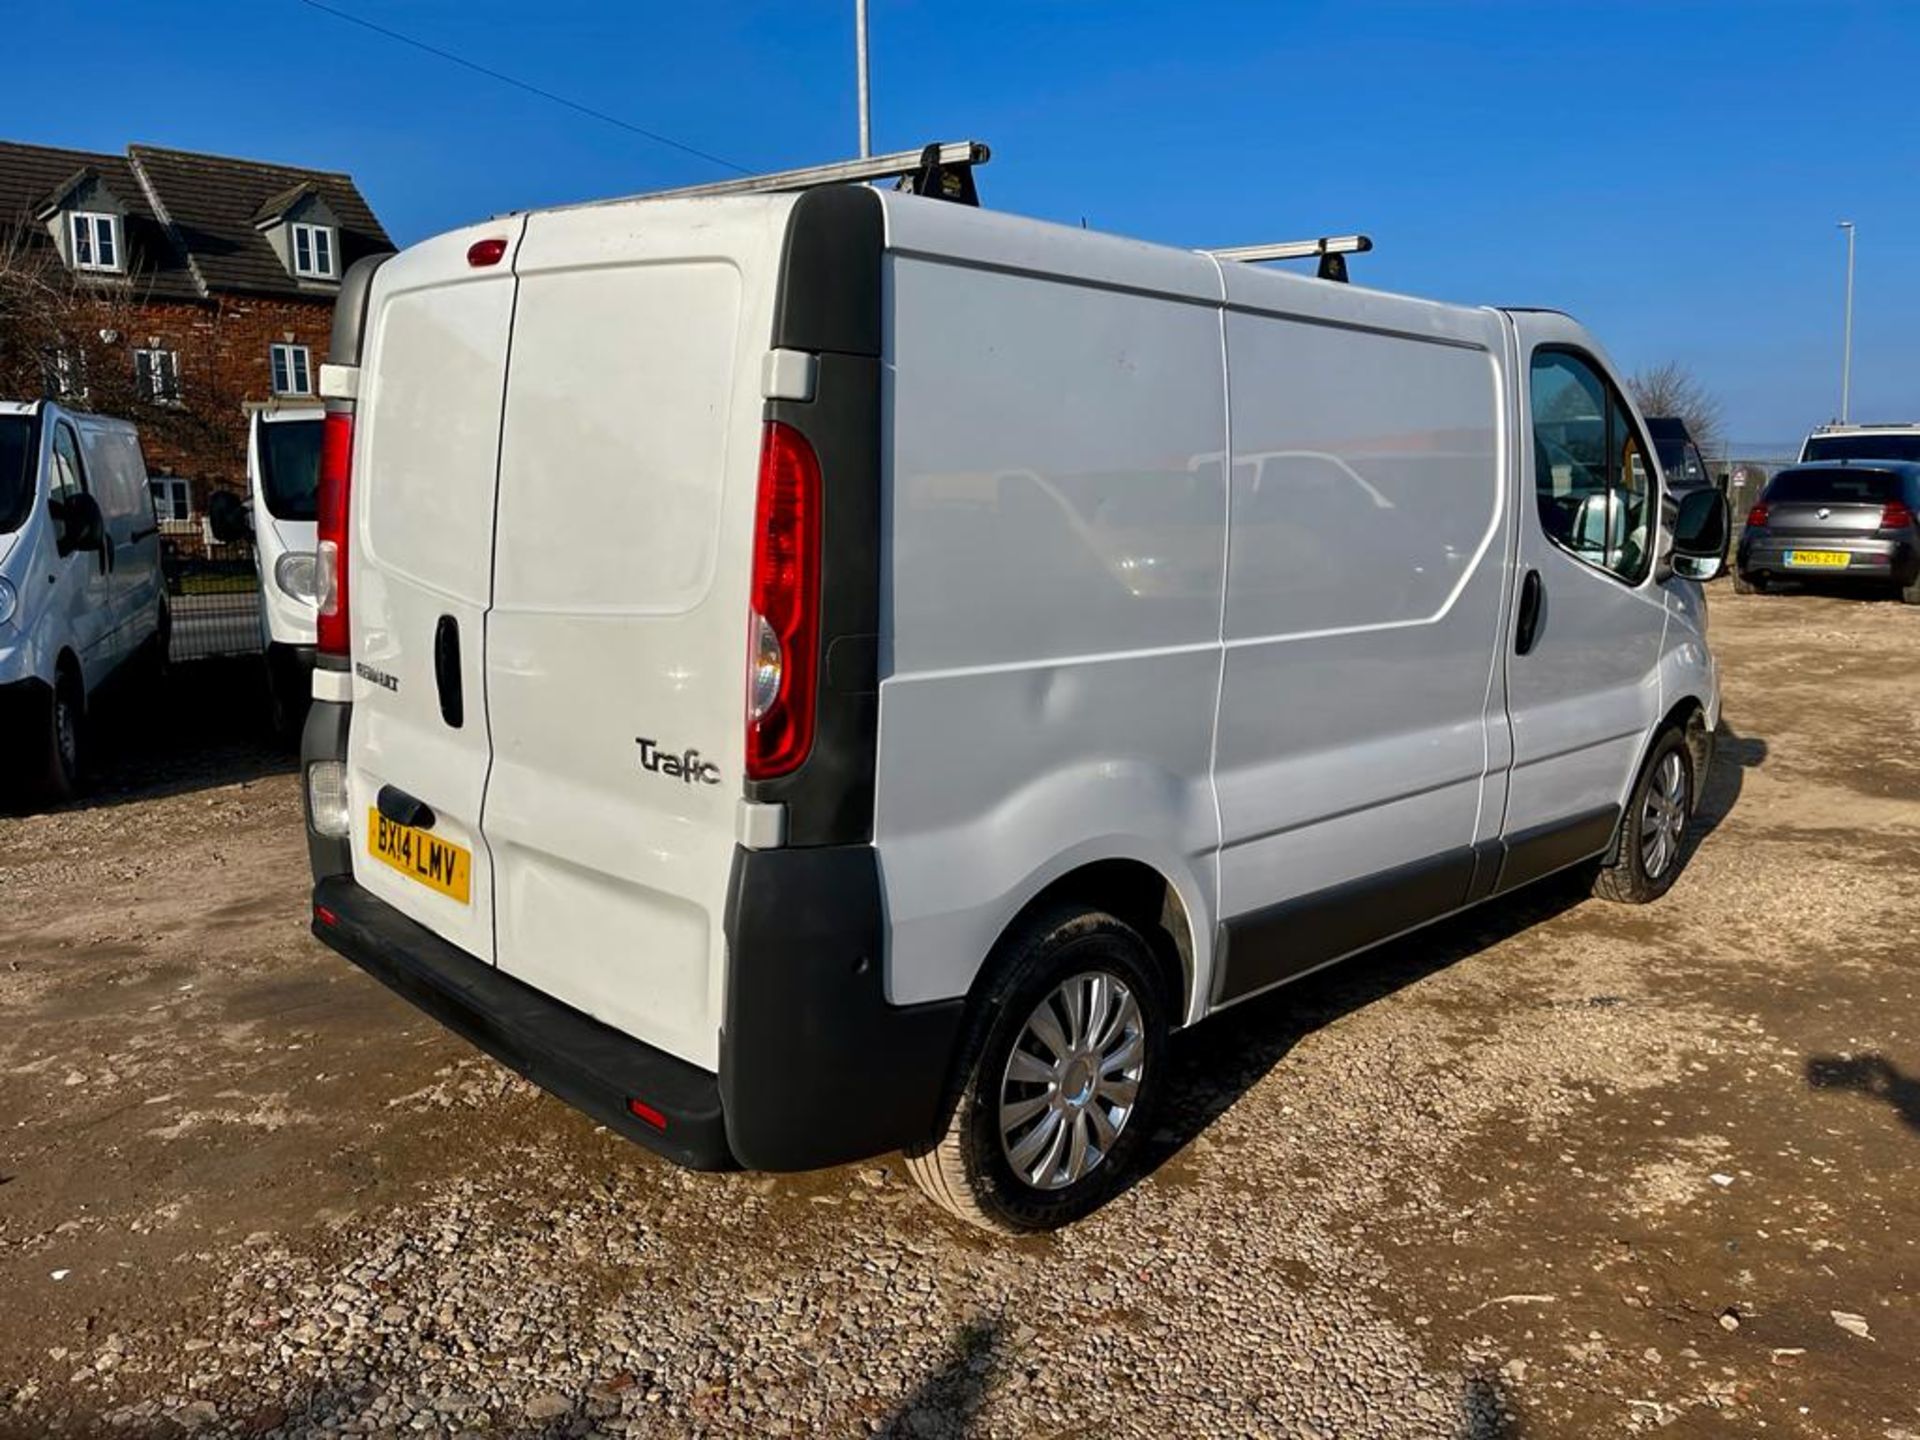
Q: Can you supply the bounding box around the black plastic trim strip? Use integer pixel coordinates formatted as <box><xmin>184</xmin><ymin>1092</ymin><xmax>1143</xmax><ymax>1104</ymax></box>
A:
<box><xmin>1213</xmin><ymin>848</ymin><xmax>1477</xmax><ymax>1007</ymax></box>
<box><xmin>1492</xmin><ymin>805</ymin><xmax>1619</xmax><ymax>894</ymax></box>
<box><xmin>311</xmin><ymin>877</ymin><xmax>733</xmax><ymax>1171</ymax></box>
<box><xmin>749</xmin><ymin>186</ymin><xmax>885</xmax><ymax>846</ymax></box>
<box><xmin>721</xmin><ymin>843</ymin><xmax>965</xmax><ymax>1171</ymax></box>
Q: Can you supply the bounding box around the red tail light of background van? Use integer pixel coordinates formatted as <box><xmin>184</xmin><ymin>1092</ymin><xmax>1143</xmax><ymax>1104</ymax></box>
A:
<box><xmin>315</xmin><ymin>410</ymin><xmax>354</xmax><ymax>657</ymax></box>
<box><xmin>745</xmin><ymin>421</ymin><xmax>822</xmax><ymax>780</ymax></box>
<box><xmin>1746</xmin><ymin>502</ymin><xmax>1770</xmax><ymax>529</ymax></box>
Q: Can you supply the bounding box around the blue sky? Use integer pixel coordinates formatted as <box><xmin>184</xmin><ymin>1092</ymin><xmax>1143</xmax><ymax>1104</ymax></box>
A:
<box><xmin>15</xmin><ymin>1</ymin><xmax>1916</xmax><ymax>448</ymax></box>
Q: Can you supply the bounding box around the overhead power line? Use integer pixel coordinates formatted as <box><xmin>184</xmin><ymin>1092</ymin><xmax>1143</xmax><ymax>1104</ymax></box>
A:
<box><xmin>294</xmin><ymin>0</ymin><xmax>751</xmax><ymax>176</ymax></box>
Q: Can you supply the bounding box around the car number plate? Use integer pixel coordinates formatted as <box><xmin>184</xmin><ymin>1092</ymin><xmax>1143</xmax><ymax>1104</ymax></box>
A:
<box><xmin>368</xmin><ymin>810</ymin><xmax>471</xmax><ymax>903</ymax></box>
<box><xmin>1784</xmin><ymin>550</ymin><xmax>1850</xmax><ymax>568</ymax></box>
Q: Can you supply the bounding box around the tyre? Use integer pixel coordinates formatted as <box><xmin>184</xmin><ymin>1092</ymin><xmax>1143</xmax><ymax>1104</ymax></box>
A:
<box><xmin>1900</xmin><ymin>575</ymin><xmax>1920</xmax><ymax>606</ymax></box>
<box><xmin>1592</xmin><ymin>727</ymin><xmax>1693</xmax><ymax>905</ymax></box>
<box><xmin>1732</xmin><ymin>572</ymin><xmax>1764</xmax><ymax>595</ymax></box>
<box><xmin>25</xmin><ymin>666</ymin><xmax>84</xmax><ymax>805</ymax></box>
<box><xmin>905</xmin><ymin>905</ymin><xmax>1170</xmax><ymax>1233</ymax></box>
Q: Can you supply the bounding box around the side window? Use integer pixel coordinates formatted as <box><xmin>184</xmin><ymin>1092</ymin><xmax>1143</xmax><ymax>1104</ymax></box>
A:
<box><xmin>49</xmin><ymin>424</ymin><xmax>86</xmax><ymax>511</ymax></box>
<box><xmin>1529</xmin><ymin>350</ymin><xmax>1655</xmax><ymax>584</ymax></box>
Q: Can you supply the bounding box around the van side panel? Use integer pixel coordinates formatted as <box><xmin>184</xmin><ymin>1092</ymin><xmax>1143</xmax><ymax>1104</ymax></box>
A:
<box><xmin>482</xmin><ymin>197</ymin><xmax>790</xmax><ymax>1072</ymax></box>
<box><xmin>873</xmin><ymin>204</ymin><xmax>1227</xmax><ymax>1012</ymax></box>
<box><xmin>349</xmin><ymin>221</ymin><xmax>524</xmax><ymax>964</ymax></box>
<box><xmin>1211</xmin><ymin>275</ymin><xmax>1511</xmax><ymax>1004</ymax></box>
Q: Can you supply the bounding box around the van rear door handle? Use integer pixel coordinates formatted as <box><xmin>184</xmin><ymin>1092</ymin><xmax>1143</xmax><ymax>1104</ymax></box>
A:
<box><xmin>433</xmin><ymin>615</ymin><xmax>464</xmax><ymax>728</ymax></box>
<box><xmin>1514</xmin><ymin>569</ymin><xmax>1544</xmax><ymax>655</ymax></box>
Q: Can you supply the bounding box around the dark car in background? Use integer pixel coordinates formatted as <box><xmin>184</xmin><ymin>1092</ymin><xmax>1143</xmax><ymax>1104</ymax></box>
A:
<box><xmin>1735</xmin><ymin>462</ymin><xmax>1920</xmax><ymax>603</ymax></box>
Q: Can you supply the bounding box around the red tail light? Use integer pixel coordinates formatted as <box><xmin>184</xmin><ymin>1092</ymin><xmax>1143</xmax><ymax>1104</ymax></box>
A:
<box><xmin>745</xmin><ymin>421</ymin><xmax>822</xmax><ymax>780</ymax></box>
<box><xmin>1746</xmin><ymin>502</ymin><xmax>1770</xmax><ymax>528</ymax></box>
<box><xmin>1882</xmin><ymin>499</ymin><xmax>1915</xmax><ymax>529</ymax></box>
<box><xmin>315</xmin><ymin>410</ymin><xmax>354</xmax><ymax>657</ymax></box>
<box><xmin>626</xmin><ymin>1097</ymin><xmax>667</xmax><ymax>1131</ymax></box>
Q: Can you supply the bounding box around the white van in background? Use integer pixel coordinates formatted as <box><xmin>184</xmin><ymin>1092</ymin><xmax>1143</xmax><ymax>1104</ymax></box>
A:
<box><xmin>231</xmin><ymin>403</ymin><xmax>323</xmax><ymax>737</ymax></box>
<box><xmin>0</xmin><ymin>400</ymin><xmax>167</xmax><ymax>802</ymax></box>
<box><xmin>299</xmin><ymin>151</ymin><xmax>1730</xmax><ymax>1232</ymax></box>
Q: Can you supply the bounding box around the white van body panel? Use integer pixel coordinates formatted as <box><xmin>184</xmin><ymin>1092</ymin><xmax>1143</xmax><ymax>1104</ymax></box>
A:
<box><xmin>1210</xmin><ymin>268</ymin><xmax>1513</xmax><ymax>1003</ymax></box>
<box><xmin>347</xmin><ymin>218</ymin><xmax>526</xmax><ymax>961</ymax></box>
<box><xmin>874</xmin><ymin>199</ymin><xmax>1228</xmax><ymax>1013</ymax></box>
<box><xmin>482</xmin><ymin>195</ymin><xmax>793</xmax><ymax>1070</ymax></box>
<box><xmin>248</xmin><ymin>406</ymin><xmax>322</xmax><ymax>649</ymax></box>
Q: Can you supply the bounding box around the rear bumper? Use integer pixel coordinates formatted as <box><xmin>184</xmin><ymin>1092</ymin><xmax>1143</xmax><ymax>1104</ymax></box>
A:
<box><xmin>311</xmin><ymin>874</ymin><xmax>735</xmax><ymax>1169</ymax></box>
<box><xmin>302</xmin><ymin>689</ymin><xmax>966</xmax><ymax>1174</ymax></box>
<box><xmin>1737</xmin><ymin>534</ymin><xmax>1918</xmax><ymax>582</ymax></box>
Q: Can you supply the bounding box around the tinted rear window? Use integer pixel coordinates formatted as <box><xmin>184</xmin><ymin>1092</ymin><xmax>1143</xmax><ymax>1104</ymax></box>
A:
<box><xmin>1802</xmin><ymin>433</ymin><xmax>1920</xmax><ymax>463</ymax></box>
<box><xmin>0</xmin><ymin>415</ymin><xmax>37</xmax><ymax>534</ymax></box>
<box><xmin>1764</xmin><ymin>469</ymin><xmax>1901</xmax><ymax>504</ymax></box>
<box><xmin>259</xmin><ymin>418</ymin><xmax>322</xmax><ymax>522</ymax></box>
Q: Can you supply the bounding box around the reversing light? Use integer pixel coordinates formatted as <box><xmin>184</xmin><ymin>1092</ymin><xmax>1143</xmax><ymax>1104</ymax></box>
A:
<box><xmin>307</xmin><ymin>760</ymin><xmax>351</xmax><ymax>839</ymax></box>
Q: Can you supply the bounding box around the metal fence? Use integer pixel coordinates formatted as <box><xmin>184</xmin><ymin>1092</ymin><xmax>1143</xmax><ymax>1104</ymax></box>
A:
<box><xmin>162</xmin><ymin>534</ymin><xmax>263</xmax><ymax>663</ymax></box>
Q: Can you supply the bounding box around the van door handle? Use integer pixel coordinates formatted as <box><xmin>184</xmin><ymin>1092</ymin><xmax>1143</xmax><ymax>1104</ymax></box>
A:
<box><xmin>1515</xmin><ymin>569</ymin><xmax>1544</xmax><ymax>655</ymax></box>
<box><xmin>433</xmin><ymin>615</ymin><xmax>464</xmax><ymax>728</ymax></box>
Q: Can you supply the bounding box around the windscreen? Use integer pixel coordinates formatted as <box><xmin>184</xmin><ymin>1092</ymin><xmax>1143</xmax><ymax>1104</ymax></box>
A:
<box><xmin>0</xmin><ymin>415</ymin><xmax>37</xmax><ymax>534</ymax></box>
<box><xmin>258</xmin><ymin>417</ymin><xmax>323</xmax><ymax>521</ymax></box>
<box><xmin>1802</xmin><ymin>433</ymin><xmax>1920</xmax><ymax>463</ymax></box>
<box><xmin>1765</xmin><ymin>469</ymin><xmax>1900</xmax><ymax>504</ymax></box>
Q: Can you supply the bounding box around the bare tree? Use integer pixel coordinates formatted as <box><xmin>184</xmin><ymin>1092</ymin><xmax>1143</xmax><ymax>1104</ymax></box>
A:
<box><xmin>1626</xmin><ymin>361</ymin><xmax>1724</xmax><ymax>458</ymax></box>
<box><xmin>0</xmin><ymin>228</ymin><xmax>242</xmax><ymax>483</ymax></box>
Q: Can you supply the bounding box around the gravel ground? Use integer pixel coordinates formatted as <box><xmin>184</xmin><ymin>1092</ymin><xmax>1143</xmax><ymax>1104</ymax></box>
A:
<box><xmin>2</xmin><ymin>589</ymin><xmax>1917</xmax><ymax>1439</ymax></box>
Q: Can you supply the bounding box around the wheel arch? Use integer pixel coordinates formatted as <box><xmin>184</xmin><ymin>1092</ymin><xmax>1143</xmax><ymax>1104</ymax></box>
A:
<box><xmin>974</xmin><ymin>852</ymin><xmax>1205</xmax><ymax>1030</ymax></box>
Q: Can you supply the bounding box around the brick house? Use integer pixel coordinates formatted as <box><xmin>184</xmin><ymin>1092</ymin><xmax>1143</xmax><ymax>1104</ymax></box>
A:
<box><xmin>0</xmin><ymin>140</ymin><xmax>392</xmax><ymax>528</ymax></box>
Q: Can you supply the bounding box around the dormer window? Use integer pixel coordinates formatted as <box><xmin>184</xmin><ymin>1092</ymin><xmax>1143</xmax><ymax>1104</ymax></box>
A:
<box><xmin>70</xmin><ymin>212</ymin><xmax>121</xmax><ymax>272</ymax></box>
<box><xmin>290</xmin><ymin>222</ymin><xmax>336</xmax><ymax>279</ymax></box>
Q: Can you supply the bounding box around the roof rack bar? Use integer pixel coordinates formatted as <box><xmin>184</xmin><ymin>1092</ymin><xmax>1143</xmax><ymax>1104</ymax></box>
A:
<box><xmin>1206</xmin><ymin>233</ymin><xmax>1373</xmax><ymax>284</ymax></box>
<box><xmin>631</xmin><ymin>140</ymin><xmax>990</xmax><ymax>202</ymax></box>
<box><xmin>1207</xmin><ymin>234</ymin><xmax>1373</xmax><ymax>264</ymax></box>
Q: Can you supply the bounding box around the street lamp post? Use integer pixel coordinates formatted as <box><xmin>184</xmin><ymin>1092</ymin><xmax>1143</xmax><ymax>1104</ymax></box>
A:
<box><xmin>1838</xmin><ymin>220</ymin><xmax>1856</xmax><ymax>424</ymax></box>
<box><xmin>855</xmin><ymin>0</ymin><xmax>872</xmax><ymax>158</ymax></box>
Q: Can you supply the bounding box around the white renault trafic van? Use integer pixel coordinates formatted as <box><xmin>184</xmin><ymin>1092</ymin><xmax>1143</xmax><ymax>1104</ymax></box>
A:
<box><xmin>1</xmin><ymin>401</ymin><xmax>167</xmax><ymax>802</ymax></box>
<box><xmin>300</xmin><ymin>151</ymin><xmax>1729</xmax><ymax>1231</ymax></box>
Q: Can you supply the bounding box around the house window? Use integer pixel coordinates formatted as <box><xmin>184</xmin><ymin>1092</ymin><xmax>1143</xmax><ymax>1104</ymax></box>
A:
<box><xmin>134</xmin><ymin>349</ymin><xmax>181</xmax><ymax>403</ymax></box>
<box><xmin>69</xmin><ymin>212</ymin><xmax>121</xmax><ymax>272</ymax></box>
<box><xmin>270</xmin><ymin>343</ymin><xmax>312</xmax><ymax>395</ymax></box>
<box><xmin>290</xmin><ymin>222</ymin><xmax>337</xmax><ymax>279</ymax></box>
<box><xmin>43</xmin><ymin>349</ymin><xmax>88</xmax><ymax>401</ymax></box>
<box><xmin>149</xmin><ymin>476</ymin><xmax>193</xmax><ymax>523</ymax></box>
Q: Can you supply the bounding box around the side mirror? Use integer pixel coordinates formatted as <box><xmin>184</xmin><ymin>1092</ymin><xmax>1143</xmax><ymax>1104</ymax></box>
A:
<box><xmin>206</xmin><ymin>488</ymin><xmax>251</xmax><ymax>544</ymax></box>
<box><xmin>55</xmin><ymin>492</ymin><xmax>104</xmax><ymax>556</ymax></box>
<box><xmin>1671</xmin><ymin>488</ymin><xmax>1728</xmax><ymax>580</ymax></box>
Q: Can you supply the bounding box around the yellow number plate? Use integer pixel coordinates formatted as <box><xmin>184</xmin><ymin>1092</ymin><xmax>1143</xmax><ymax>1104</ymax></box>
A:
<box><xmin>368</xmin><ymin>810</ymin><xmax>471</xmax><ymax>903</ymax></box>
<box><xmin>1785</xmin><ymin>550</ymin><xmax>1850</xmax><ymax>568</ymax></box>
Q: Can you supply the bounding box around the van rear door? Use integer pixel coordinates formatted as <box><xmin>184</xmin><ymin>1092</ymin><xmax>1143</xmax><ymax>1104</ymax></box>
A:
<box><xmin>347</xmin><ymin>219</ymin><xmax>524</xmax><ymax>962</ymax></box>
<box><xmin>480</xmin><ymin>196</ymin><xmax>788</xmax><ymax>1072</ymax></box>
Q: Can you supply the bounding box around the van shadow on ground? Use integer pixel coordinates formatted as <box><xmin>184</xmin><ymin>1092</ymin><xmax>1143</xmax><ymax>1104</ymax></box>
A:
<box><xmin>1806</xmin><ymin>1053</ymin><xmax>1920</xmax><ymax>1136</ymax></box>
<box><xmin>1132</xmin><ymin>718</ymin><xmax>1767</xmax><ymax>1197</ymax></box>
<box><xmin>58</xmin><ymin>655</ymin><xmax>293</xmax><ymax>813</ymax></box>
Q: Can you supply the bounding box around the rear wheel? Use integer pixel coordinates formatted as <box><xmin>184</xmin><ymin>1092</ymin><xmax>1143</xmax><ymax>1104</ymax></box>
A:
<box><xmin>1900</xmin><ymin>575</ymin><xmax>1920</xmax><ymax>606</ymax></box>
<box><xmin>1592</xmin><ymin>728</ymin><xmax>1693</xmax><ymax>905</ymax></box>
<box><xmin>905</xmin><ymin>905</ymin><xmax>1169</xmax><ymax>1233</ymax></box>
<box><xmin>1732</xmin><ymin>572</ymin><xmax>1765</xmax><ymax>595</ymax></box>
